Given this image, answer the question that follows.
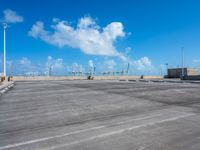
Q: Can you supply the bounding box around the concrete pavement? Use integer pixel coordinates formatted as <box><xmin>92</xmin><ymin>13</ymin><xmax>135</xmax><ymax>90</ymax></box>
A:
<box><xmin>0</xmin><ymin>80</ymin><xmax>200</xmax><ymax>150</ymax></box>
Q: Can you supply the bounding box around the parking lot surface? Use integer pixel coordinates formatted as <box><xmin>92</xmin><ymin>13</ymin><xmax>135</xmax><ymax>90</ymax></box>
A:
<box><xmin>0</xmin><ymin>80</ymin><xmax>200</xmax><ymax>150</ymax></box>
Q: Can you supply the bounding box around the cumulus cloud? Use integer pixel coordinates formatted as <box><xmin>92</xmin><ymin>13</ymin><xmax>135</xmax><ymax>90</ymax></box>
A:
<box><xmin>47</xmin><ymin>56</ymin><xmax>53</xmax><ymax>61</ymax></box>
<box><xmin>54</xmin><ymin>58</ymin><xmax>64</xmax><ymax>69</ymax></box>
<box><xmin>2</xmin><ymin>56</ymin><xmax>154</xmax><ymax>76</ymax></box>
<box><xmin>45</xmin><ymin>56</ymin><xmax>68</xmax><ymax>75</ymax></box>
<box><xmin>71</xmin><ymin>62</ymin><xmax>84</xmax><ymax>73</ymax></box>
<box><xmin>2</xmin><ymin>9</ymin><xmax>23</xmax><ymax>23</ymax></box>
<box><xmin>18</xmin><ymin>57</ymin><xmax>35</xmax><ymax>71</ymax></box>
<box><xmin>19</xmin><ymin>57</ymin><xmax>31</xmax><ymax>65</ymax></box>
<box><xmin>6</xmin><ymin>57</ymin><xmax>40</xmax><ymax>75</ymax></box>
<box><xmin>104</xmin><ymin>59</ymin><xmax>116</xmax><ymax>70</ymax></box>
<box><xmin>88</xmin><ymin>60</ymin><xmax>95</xmax><ymax>68</ymax></box>
<box><xmin>160</xmin><ymin>64</ymin><xmax>165</xmax><ymax>69</ymax></box>
<box><xmin>193</xmin><ymin>59</ymin><xmax>200</xmax><ymax>63</ymax></box>
<box><xmin>28</xmin><ymin>16</ymin><xmax>125</xmax><ymax>57</ymax></box>
<box><xmin>46</xmin><ymin>56</ymin><xmax>65</xmax><ymax>69</ymax></box>
<box><xmin>132</xmin><ymin>57</ymin><xmax>153</xmax><ymax>71</ymax></box>
<box><xmin>125</xmin><ymin>47</ymin><xmax>132</xmax><ymax>54</ymax></box>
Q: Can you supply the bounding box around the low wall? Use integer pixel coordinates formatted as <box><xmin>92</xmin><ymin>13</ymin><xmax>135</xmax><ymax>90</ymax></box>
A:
<box><xmin>12</xmin><ymin>76</ymin><xmax>86</xmax><ymax>81</ymax></box>
<box><xmin>185</xmin><ymin>75</ymin><xmax>200</xmax><ymax>80</ymax></box>
<box><xmin>93</xmin><ymin>76</ymin><xmax>162</xmax><ymax>80</ymax></box>
<box><xmin>12</xmin><ymin>76</ymin><xmax>163</xmax><ymax>81</ymax></box>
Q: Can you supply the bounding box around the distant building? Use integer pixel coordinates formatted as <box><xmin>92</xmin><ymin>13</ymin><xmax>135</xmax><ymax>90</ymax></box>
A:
<box><xmin>167</xmin><ymin>68</ymin><xmax>198</xmax><ymax>78</ymax></box>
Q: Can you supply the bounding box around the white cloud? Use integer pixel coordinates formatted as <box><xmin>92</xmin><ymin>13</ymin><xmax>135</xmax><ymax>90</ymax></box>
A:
<box><xmin>2</xmin><ymin>56</ymin><xmax>154</xmax><ymax>76</ymax></box>
<box><xmin>54</xmin><ymin>58</ymin><xmax>64</xmax><ymax>69</ymax></box>
<box><xmin>78</xmin><ymin>16</ymin><xmax>98</xmax><ymax>29</ymax></box>
<box><xmin>2</xmin><ymin>9</ymin><xmax>23</xmax><ymax>23</ymax></box>
<box><xmin>118</xmin><ymin>53</ymin><xmax>128</xmax><ymax>62</ymax></box>
<box><xmin>160</xmin><ymin>64</ymin><xmax>165</xmax><ymax>69</ymax></box>
<box><xmin>19</xmin><ymin>57</ymin><xmax>31</xmax><ymax>65</ymax></box>
<box><xmin>104</xmin><ymin>59</ymin><xmax>116</xmax><ymax>70</ymax></box>
<box><xmin>125</xmin><ymin>47</ymin><xmax>132</xmax><ymax>54</ymax></box>
<box><xmin>7</xmin><ymin>60</ymin><xmax>13</xmax><ymax>67</ymax></box>
<box><xmin>28</xmin><ymin>16</ymin><xmax>125</xmax><ymax>57</ymax></box>
<box><xmin>47</xmin><ymin>56</ymin><xmax>53</xmax><ymax>61</ymax></box>
<box><xmin>9</xmin><ymin>57</ymin><xmax>39</xmax><ymax>75</ymax></box>
<box><xmin>193</xmin><ymin>59</ymin><xmax>200</xmax><ymax>63</ymax></box>
<box><xmin>88</xmin><ymin>60</ymin><xmax>94</xmax><ymax>68</ymax></box>
<box><xmin>71</xmin><ymin>62</ymin><xmax>84</xmax><ymax>73</ymax></box>
<box><xmin>79</xmin><ymin>64</ymin><xmax>84</xmax><ymax>73</ymax></box>
<box><xmin>45</xmin><ymin>56</ymin><xmax>68</xmax><ymax>75</ymax></box>
<box><xmin>46</xmin><ymin>56</ymin><xmax>65</xmax><ymax>69</ymax></box>
<box><xmin>132</xmin><ymin>57</ymin><xmax>153</xmax><ymax>71</ymax></box>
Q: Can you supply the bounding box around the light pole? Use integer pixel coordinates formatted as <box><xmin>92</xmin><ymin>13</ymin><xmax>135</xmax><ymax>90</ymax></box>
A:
<box><xmin>160</xmin><ymin>67</ymin><xmax>163</xmax><ymax>76</ymax></box>
<box><xmin>165</xmin><ymin>63</ymin><xmax>168</xmax><ymax>75</ymax></box>
<box><xmin>3</xmin><ymin>23</ymin><xmax>7</xmax><ymax>77</ymax></box>
<box><xmin>181</xmin><ymin>47</ymin><xmax>184</xmax><ymax>78</ymax></box>
<box><xmin>48</xmin><ymin>64</ymin><xmax>53</xmax><ymax>77</ymax></box>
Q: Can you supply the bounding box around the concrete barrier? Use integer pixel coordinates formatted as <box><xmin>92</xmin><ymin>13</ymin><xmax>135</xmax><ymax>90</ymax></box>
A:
<box><xmin>0</xmin><ymin>81</ymin><xmax>14</xmax><ymax>95</ymax></box>
<box><xmin>12</xmin><ymin>76</ymin><xmax>86</xmax><ymax>81</ymax></box>
<box><xmin>185</xmin><ymin>75</ymin><xmax>200</xmax><ymax>80</ymax></box>
<box><xmin>12</xmin><ymin>76</ymin><xmax>163</xmax><ymax>81</ymax></box>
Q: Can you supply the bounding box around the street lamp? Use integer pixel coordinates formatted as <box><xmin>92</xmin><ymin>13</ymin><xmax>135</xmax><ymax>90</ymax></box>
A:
<box><xmin>181</xmin><ymin>47</ymin><xmax>184</xmax><ymax>78</ymax></box>
<box><xmin>48</xmin><ymin>64</ymin><xmax>53</xmax><ymax>77</ymax></box>
<box><xmin>165</xmin><ymin>63</ymin><xmax>168</xmax><ymax>75</ymax></box>
<box><xmin>2</xmin><ymin>22</ymin><xmax>7</xmax><ymax>77</ymax></box>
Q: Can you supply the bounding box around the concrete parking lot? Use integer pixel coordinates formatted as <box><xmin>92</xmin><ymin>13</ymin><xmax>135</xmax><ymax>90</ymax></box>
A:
<box><xmin>0</xmin><ymin>80</ymin><xmax>200</xmax><ymax>150</ymax></box>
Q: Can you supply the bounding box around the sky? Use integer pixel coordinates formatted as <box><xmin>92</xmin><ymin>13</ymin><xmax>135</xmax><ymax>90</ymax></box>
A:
<box><xmin>0</xmin><ymin>0</ymin><xmax>200</xmax><ymax>76</ymax></box>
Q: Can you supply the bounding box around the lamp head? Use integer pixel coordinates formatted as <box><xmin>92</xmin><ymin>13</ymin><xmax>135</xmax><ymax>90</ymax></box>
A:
<box><xmin>2</xmin><ymin>22</ymin><xmax>7</xmax><ymax>29</ymax></box>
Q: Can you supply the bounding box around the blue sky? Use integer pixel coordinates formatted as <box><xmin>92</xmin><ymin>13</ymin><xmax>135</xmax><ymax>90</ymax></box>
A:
<box><xmin>1</xmin><ymin>0</ymin><xmax>200</xmax><ymax>76</ymax></box>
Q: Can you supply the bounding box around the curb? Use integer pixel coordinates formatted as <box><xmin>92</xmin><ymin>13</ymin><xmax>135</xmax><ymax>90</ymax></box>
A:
<box><xmin>123</xmin><ymin>79</ymin><xmax>200</xmax><ymax>84</ymax></box>
<box><xmin>0</xmin><ymin>81</ymin><xmax>14</xmax><ymax>96</ymax></box>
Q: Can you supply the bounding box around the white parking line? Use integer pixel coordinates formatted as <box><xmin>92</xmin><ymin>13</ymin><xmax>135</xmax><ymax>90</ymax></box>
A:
<box><xmin>0</xmin><ymin>112</ymin><xmax>163</xmax><ymax>149</ymax></box>
<box><xmin>48</xmin><ymin>114</ymin><xmax>194</xmax><ymax>150</ymax></box>
<box><xmin>0</xmin><ymin>112</ymin><xmax>194</xmax><ymax>150</ymax></box>
<box><xmin>0</xmin><ymin>126</ymin><xmax>105</xmax><ymax>150</ymax></box>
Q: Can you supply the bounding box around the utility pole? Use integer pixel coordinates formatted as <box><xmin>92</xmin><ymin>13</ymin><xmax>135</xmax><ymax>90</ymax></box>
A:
<box><xmin>48</xmin><ymin>64</ymin><xmax>52</xmax><ymax>76</ymax></box>
<box><xmin>160</xmin><ymin>66</ymin><xmax>163</xmax><ymax>76</ymax></box>
<box><xmin>181</xmin><ymin>47</ymin><xmax>184</xmax><ymax>78</ymax></box>
<box><xmin>93</xmin><ymin>66</ymin><xmax>96</xmax><ymax>75</ymax></box>
<box><xmin>165</xmin><ymin>63</ymin><xmax>168</xmax><ymax>76</ymax></box>
<box><xmin>126</xmin><ymin>63</ymin><xmax>130</xmax><ymax>74</ymax></box>
<box><xmin>3</xmin><ymin>23</ymin><xmax>7</xmax><ymax>77</ymax></box>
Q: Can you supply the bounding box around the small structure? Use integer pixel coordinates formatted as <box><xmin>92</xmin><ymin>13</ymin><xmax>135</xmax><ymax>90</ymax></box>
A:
<box><xmin>167</xmin><ymin>68</ymin><xmax>198</xmax><ymax>78</ymax></box>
